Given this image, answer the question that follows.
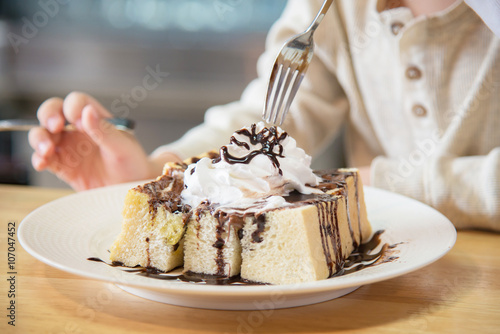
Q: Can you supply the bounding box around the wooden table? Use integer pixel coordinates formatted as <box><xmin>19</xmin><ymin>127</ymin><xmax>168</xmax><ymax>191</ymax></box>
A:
<box><xmin>1</xmin><ymin>185</ymin><xmax>499</xmax><ymax>334</ymax></box>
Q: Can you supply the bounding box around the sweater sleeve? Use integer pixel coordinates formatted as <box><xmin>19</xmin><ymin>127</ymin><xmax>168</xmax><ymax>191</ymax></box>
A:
<box><xmin>152</xmin><ymin>0</ymin><xmax>349</xmax><ymax>160</ymax></box>
<box><xmin>371</xmin><ymin>148</ymin><xmax>500</xmax><ymax>231</ymax></box>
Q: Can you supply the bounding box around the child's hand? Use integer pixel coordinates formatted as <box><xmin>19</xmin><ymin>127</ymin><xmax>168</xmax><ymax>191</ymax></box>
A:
<box><xmin>28</xmin><ymin>92</ymin><xmax>155</xmax><ymax>191</ymax></box>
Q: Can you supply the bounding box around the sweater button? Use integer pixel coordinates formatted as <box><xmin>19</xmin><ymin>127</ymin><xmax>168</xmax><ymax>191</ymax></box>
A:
<box><xmin>391</xmin><ymin>22</ymin><xmax>404</xmax><ymax>35</ymax></box>
<box><xmin>412</xmin><ymin>104</ymin><xmax>427</xmax><ymax>117</ymax></box>
<box><xmin>406</xmin><ymin>66</ymin><xmax>422</xmax><ymax>80</ymax></box>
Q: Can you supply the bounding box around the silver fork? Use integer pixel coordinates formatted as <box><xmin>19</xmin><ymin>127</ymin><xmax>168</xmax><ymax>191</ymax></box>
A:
<box><xmin>263</xmin><ymin>0</ymin><xmax>333</xmax><ymax>126</ymax></box>
<box><xmin>0</xmin><ymin>118</ymin><xmax>135</xmax><ymax>133</ymax></box>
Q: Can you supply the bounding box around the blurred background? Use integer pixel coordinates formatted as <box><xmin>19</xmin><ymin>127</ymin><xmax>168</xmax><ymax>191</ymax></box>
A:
<box><xmin>0</xmin><ymin>0</ymin><xmax>342</xmax><ymax>189</ymax></box>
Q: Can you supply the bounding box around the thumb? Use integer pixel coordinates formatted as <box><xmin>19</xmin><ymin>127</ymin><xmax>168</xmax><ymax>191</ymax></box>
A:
<box><xmin>81</xmin><ymin>105</ymin><xmax>128</xmax><ymax>154</ymax></box>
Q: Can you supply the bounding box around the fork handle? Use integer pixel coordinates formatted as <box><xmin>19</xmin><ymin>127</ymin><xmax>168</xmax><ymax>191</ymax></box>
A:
<box><xmin>0</xmin><ymin>117</ymin><xmax>135</xmax><ymax>132</ymax></box>
<box><xmin>306</xmin><ymin>0</ymin><xmax>334</xmax><ymax>33</ymax></box>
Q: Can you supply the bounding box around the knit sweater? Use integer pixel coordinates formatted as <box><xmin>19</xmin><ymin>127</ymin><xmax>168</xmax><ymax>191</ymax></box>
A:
<box><xmin>154</xmin><ymin>0</ymin><xmax>500</xmax><ymax>231</ymax></box>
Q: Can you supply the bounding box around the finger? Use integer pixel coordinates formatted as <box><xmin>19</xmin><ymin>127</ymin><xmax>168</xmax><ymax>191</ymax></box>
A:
<box><xmin>31</xmin><ymin>152</ymin><xmax>49</xmax><ymax>171</ymax></box>
<box><xmin>81</xmin><ymin>104</ymin><xmax>125</xmax><ymax>153</ymax></box>
<box><xmin>37</xmin><ymin>97</ymin><xmax>65</xmax><ymax>133</ymax></box>
<box><xmin>28</xmin><ymin>127</ymin><xmax>57</xmax><ymax>158</ymax></box>
<box><xmin>63</xmin><ymin>92</ymin><xmax>112</xmax><ymax>129</ymax></box>
<box><xmin>32</xmin><ymin>151</ymin><xmax>77</xmax><ymax>189</ymax></box>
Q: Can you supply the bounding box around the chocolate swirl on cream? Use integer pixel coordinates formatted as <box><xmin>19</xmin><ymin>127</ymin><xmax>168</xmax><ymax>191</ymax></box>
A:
<box><xmin>215</xmin><ymin>124</ymin><xmax>288</xmax><ymax>175</ymax></box>
<box><xmin>182</xmin><ymin>122</ymin><xmax>321</xmax><ymax>210</ymax></box>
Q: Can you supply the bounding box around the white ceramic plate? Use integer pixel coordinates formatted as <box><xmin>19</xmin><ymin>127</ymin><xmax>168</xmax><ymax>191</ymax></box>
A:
<box><xmin>18</xmin><ymin>183</ymin><xmax>456</xmax><ymax>310</ymax></box>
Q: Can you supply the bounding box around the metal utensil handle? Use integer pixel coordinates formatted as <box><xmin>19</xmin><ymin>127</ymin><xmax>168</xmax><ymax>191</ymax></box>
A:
<box><xmin>106</xmin><ymin>118</ymin><xmax>135</xmax><ymax>131</ymax></box>
<box><xmin>306</xmin><ymin>0</ymin><xmax>334</xmax><ymax>33</ymax></box>
<box><xmin>0</xmin><ymin>117</ymin><xmax>135</xmax><ymax>132</ymax></box>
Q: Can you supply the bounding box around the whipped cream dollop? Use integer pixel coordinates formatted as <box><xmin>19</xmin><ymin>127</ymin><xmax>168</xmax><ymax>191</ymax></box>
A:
<box><xmin>181</xmin><ymin>122</ymin><xmax>321</xmax><ymax>210</ymax></box>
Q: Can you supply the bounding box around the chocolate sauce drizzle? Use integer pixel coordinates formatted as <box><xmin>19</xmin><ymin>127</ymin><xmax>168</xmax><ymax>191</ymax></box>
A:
<box><xmin>214</xmin><ymin>124</ymin><xmax>288</xmax><ymax>175</ymax></box>
<box><xmin>136</xmin><ymin>174</ymin><xmax>188</xmax><ymax>218</ymax></box>
<box><xmin>212</xmin><ymin>211</ymin><xmax>228</xmax><ymax>276</ymax></box>
<box><xmin>333</xmin><ymin>230</ymin><xmax>399</xmax><ymax>277</ymax></box>
<box><xmin>318</xmin><ymin>170</ymin><xmax>363</xmax><ymax>249</ymax></box>
<box><xmin>251</xmin><ymin>214</ymin><xmax>266</xmax><ymax>243</ymax></box>
<box><xmin>209</xmin><ymin>208</ymin><xmax>267</xmax><ymax>276</ymax></box>
<box><xmin>101</xmin><ymin>153</ymin><xmax>397</xmax><ymax>285</ymax></box>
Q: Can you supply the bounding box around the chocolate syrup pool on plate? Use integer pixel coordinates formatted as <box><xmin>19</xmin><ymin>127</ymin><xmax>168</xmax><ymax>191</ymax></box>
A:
<box><xmin>87</xmin><ymin>230</ymin><xmax>398</xmax><ymax>286</ymax></box>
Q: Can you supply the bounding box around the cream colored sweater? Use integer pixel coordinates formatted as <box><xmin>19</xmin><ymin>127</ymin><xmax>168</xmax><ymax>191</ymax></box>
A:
<box><xmin>155</xmin><ymin>0</ymin><xmax>500</xmax><ymax>231</ymax></box>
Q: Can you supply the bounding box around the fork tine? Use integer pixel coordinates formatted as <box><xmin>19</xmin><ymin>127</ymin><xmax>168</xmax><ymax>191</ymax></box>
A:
<box><xmin>265</xmin><ymin>60</ymin><xmax>300</xmax><ymax>125</ymax></box>
<box><xmin>279</xmin><ymin>71</ymin><xmax>305</xmax><ymax>125</ymax></box>
<box><xmin>268</xmin><ymin>63</ymin><xmax>289</xmax><ymax>124</ymax></box>
<box><xmin>272</xmin><ymin>66</ymin><xmax>298</xmax><ymax>125</ymax></box>
<box><xmin>263</xmin><ymin>63</ymin><xmax>284</xmax><ymax>122</ymax></box>
<box><xmin>270</xmin><ymin>67</ymin><xmax>289</xmax><ymax>124</ymax></box>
